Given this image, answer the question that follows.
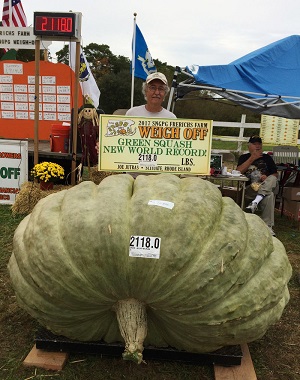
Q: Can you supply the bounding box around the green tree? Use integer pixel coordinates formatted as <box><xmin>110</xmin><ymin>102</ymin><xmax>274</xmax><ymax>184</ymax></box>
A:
<box><xmin>0</xmin><ymin>47</ymin><xmax>48</xmax><ymax>61</ymax></box>
<box><xmin>99</xmin><ymin>70</ymin><xmax>145</xmax><ymax>114</ymax></box>
<box><xmin>83</xmin><ymin>44</ymin><xmax>130</xmax><ymax>85</ymax></box>
<box><xmin>55</xmin><ymin>45</ymin><xmax>68</xmax><ymax>64</ymax></box>
<box><xmin>173</xmin><ymin>90</ymin><xmax>260</xmax><ymax>121</ymax></box>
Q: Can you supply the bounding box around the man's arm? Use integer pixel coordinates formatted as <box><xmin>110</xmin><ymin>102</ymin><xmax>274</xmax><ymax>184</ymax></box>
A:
<box><xmin>236</xmin><ymin>157</ymin><xmax>253</xmax><ymax>174</ymax></box>
<box><xmin>237</xmin><ymin>150</ymin><xmax>262</xmax><ymax>174</ymax></box>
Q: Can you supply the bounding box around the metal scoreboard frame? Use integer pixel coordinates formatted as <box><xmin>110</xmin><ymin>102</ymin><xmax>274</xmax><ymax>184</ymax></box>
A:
<box><xmin>32</xmin><ymin>10</ymin><xmax>82</xmax><ymax>185</ymax></box>
<box><xmin>33</xmin><ymin>11</ymin><xmax>82</xmax><ymax>41</ymax></box>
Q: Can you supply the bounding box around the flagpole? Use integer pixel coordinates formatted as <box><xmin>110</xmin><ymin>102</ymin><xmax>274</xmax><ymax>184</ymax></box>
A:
<box><xmin>8</xmin><ymin>0</ymin><xmax>12</xmax><ymax>25</ymax></box>
<box><xmin>130</xmin><ymin>13</ymin><xmax>137</xmax><ymax>108</ymax></box>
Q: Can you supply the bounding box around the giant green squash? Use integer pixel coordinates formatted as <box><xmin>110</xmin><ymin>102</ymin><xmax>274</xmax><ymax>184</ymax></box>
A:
<box><xmin>8</xmin><ymin>174</ymin><xmax>292</xmax><ymax>363</ymax></box>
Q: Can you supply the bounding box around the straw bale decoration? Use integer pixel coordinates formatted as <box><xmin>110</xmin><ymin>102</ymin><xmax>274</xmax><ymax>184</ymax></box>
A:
<box><xmin>11</xmin><ymin>182</ymin><xmax>68</xmax><ymax>216</ymax></box>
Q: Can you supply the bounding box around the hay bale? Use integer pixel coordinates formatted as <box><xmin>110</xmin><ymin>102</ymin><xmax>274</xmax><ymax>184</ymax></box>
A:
<box><xmin>11</xmin><ymin>182</ymin><xmax>70</xmax><ymax>216</ymax></box>
<box><xmin>89</xmin><ymin>167</ymin><xmax>117</xmax><ymax>185</ymax></box>
<box><xmin>12</xmin><ymin>171</ymin><xmax>116</xmax><ymax>216</ymax></box>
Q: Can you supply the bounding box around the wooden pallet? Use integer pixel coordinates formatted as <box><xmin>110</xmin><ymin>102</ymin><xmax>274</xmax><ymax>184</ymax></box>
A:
<box><xmin>214</xmin><ymin>344</ymin><xmax>257</xmax><ymax>380</ymax></box>
<box><xmin>23</xmin><ymin>344</ymin><xmax>68</xmax><ymax>371</ymax></box>
<box><xmin>23</xmin><ymin>343</ymin><xmax>257</xmax><ymax>379</ymax></box>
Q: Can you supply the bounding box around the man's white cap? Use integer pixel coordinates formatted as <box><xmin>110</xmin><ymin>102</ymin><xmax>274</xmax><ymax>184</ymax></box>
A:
<box><xmin>146</xmin><ymin>72</ymin><xmax>168</xmax><ymax>85</ymax></box>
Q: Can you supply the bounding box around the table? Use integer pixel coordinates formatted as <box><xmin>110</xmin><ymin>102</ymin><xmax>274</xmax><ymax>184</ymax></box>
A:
<box><xmin>202</xmin><ymin>175</ymin><xmax>249</xmax><ymax>209</ymax></box>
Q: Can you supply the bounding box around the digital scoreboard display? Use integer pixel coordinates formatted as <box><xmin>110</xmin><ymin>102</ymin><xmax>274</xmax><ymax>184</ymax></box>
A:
<box><xmin>33</xmin><ymin>12</ymin><xmax>80</xmax><ymax>38</ymax></box>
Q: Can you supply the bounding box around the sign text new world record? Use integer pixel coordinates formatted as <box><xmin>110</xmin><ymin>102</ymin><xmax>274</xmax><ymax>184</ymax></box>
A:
<box><xmin>99</xmin><ymin>115</ymin><xmax>213</xmax><ymax>175</ymax></box>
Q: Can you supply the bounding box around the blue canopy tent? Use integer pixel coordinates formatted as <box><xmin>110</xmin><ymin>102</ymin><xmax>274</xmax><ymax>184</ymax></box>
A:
<box><xmin>171</xmin><ymin>35</ymin><xmax>300</xmax><ymax>119</ymax></box>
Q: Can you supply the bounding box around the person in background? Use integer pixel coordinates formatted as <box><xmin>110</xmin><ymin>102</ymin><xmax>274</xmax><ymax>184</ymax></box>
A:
<box><xmin>236</xmin><ymin>135</ymin><xmax>278</xmax><ymax>236</ymax></box>
<box><xmin>126</xmin><ymin>72</ymin><xmax>176</xmax><ymax>118</ymax></box>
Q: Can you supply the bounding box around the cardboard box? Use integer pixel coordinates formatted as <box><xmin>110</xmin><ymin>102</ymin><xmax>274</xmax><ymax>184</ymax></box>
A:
<box><xmin>282</xmin><ymin>199</ymin><xmax>300</xmax><ymax>221</ymax></box>
<box><xmin>282</xmin><ymin>186</ymin><xmax>300</xmax><ymax>201</ymax></box>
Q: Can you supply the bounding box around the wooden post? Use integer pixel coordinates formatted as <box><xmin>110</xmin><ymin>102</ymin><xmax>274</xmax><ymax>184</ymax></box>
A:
<box><xmin>237</xmin><ymin>114</ymin><xmax>246</xmax><ymax>153</ymax></box>
<box><xmin>71</xmin><ymin>41</ymin><xmax>81</xmax><ymax>186</ymax></box>
<box><xmin>34</xmin><ymin>39</ymin><xmax>41</xmax><ymax>167</ymax></box>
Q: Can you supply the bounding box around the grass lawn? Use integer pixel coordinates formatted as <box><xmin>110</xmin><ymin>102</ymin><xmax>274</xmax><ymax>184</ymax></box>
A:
<box><xmin>0</xmin><ymin>178</ymin><xmax>299</xmax><ymax>380</ymax></box>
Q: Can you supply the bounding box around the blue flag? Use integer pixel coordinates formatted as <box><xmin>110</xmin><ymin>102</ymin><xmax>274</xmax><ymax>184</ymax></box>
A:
<box><xmin>133</xmin><ymin>25</ymin><xmax>157</xmax><ymax>80</ymax></box>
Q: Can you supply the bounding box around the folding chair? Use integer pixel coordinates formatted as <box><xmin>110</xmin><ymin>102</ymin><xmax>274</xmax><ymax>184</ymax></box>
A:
<box><xmin>272</xmin><ymin>145</ymin><xmax>299</xmax><ymax>166</ymax></box>
<box><xmin>272</xmin><ymin>146</ymin><xmax>299</xmax><ymax>215</ymax></box>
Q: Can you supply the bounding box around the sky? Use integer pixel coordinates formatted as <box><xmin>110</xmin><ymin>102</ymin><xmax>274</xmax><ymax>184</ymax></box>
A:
<box><xmin>13</xmin><ymin>0</ymin><xmax>300</xmax><ymax>67</ymax></box>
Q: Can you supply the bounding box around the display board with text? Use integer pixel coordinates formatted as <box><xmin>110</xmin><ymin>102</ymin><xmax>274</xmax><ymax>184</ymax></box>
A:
<box><xmin>260</xmin><ymin>114</ymin><xmax>299</xmax><ymax>145</ymax></box>
<box><xmin>0</xmin><ymin>60</ymin><xmax>82</xmax><ymax>140</ymax></box>
<box><xmin>0</xmin><ymin>27</ymin><xmax>52</xmax><ymax>50</ymax></box>
<box><xmin>98</xmin><ymin>115</ymin><xmax>212</xmax><ymax>175</ymax></box>
<box><xmin>0</xmin><ymin>139</ymin><xmax>28</xmax><ymax>205</ymax></box>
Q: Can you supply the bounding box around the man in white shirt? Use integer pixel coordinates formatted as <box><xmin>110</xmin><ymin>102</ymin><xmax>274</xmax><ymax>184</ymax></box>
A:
<box><xmin>126</xmin><ymin>72</ymin><xmax>176</xmax><ymax>119</ymax></box>
<box><xmin>96</xmin><ymin>72</ymin><xmax>176</xmax><ymax>154</ymax></box>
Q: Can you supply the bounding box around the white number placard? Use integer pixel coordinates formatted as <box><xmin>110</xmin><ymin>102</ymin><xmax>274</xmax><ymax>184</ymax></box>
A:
<box><xmin>129</xmin><ymin>235</ymin><xmax>161</xmax><ymax>259</ymax></box>
<box><xmin>138</xmin><ymin>153</ymin><xmax>158</xmax><ymax>167</ymax></box>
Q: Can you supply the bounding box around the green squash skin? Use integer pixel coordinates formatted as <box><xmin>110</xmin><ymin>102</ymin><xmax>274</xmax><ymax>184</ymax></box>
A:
<box><xmin>8</xmin><ymin>173</ymin><xmax>292</xmax><ymax>353</ymax></box>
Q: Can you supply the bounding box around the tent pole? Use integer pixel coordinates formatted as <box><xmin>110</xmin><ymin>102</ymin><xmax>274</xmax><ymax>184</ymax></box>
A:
<box><xmin>167</xmin><ymin>66</ymin><xmax>180</xmax><ymax>111</ymax></box>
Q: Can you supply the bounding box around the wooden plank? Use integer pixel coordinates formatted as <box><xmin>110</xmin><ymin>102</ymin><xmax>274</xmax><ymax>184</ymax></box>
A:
<box><xmin>23</xmin><ymin>344</ymin><xmax>68</xmax><ymax>371</ymax></box>
<box><xmin>214</xmin><ymin>344</ymin><xmax>257</xmax><ymax>380</ymax></box>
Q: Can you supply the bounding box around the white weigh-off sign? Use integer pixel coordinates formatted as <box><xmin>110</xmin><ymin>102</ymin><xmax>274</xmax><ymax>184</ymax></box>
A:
<box><xmin>0</xmin><ymin>27</ymin><xmax>51</xmax><ymax>49</ymax></box>
<box><xmin>0</xmin><ymin>139</ymin><xmax>28</xmax><ymax>205</ymax></box>
<box><xmin>99</xmin><ymin>115</ymin><xmax>213</xmax><ymax>175</ymax></box>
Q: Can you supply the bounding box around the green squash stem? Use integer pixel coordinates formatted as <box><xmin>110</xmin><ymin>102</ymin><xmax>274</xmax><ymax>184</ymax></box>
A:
<box><xmin>113</xmin><ymin>298</ymin><xmax>147</xmax><ymax>364</ymax></box>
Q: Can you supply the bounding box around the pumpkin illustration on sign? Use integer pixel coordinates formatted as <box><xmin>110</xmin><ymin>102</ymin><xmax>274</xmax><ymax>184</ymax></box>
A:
<box><xmin>78</xmin><ymin>100</ymin><xmax>99</xmax><ymax>166</ymax></box>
